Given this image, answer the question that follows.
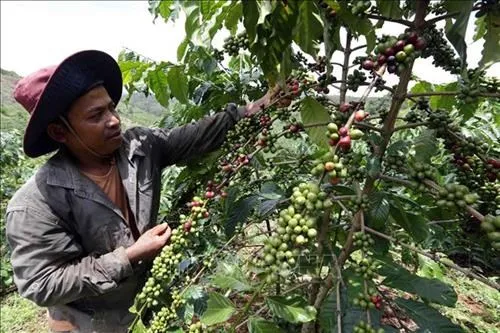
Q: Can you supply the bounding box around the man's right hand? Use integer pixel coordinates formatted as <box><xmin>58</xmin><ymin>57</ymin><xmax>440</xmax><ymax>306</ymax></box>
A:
<box><xmin>125</xmin><ymin>223</ymin><xmax>171</xmax><ymax>264</ymax></box>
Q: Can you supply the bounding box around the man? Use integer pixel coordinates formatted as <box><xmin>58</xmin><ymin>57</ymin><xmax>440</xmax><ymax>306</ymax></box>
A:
<box><xmin>6</xmin><ymin>50</ymin><xmax>275</xmax><ymax>332</ymax></box>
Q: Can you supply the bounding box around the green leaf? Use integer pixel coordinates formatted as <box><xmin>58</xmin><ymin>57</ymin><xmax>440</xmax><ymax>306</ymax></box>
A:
<box><xmin>418</xmin><ymin>254</ymin><xmax>445</xmax><ymax>280</ymax></box>
<box><xmin>410</xmin><ymin>81</ymin><xmax>434</xmax><ymax>95</ymax></box>
<box><xmin>378</xmin><ymin>260</ymin><xmax>457</xmax><ymax>306</ymax></box>
<box><xmin>177</xmin><ymin>38</ymin><xmax>190</xmax><ymax>62</ymax></box>
<box><xmin>429</xmin><ymin>82</ymin><xmax>458</xmax><ymax>110</ymax></box>
<box><xmin>300</xmin><ymin>97</ymin><xmax>330</xmax><ymax>149</ymax></box>
<box><xmin>148</xmin><ymin>0</ymin><xmax>174</xmax><ymax>22</ymax></box>
<box><xmin>223</xmin><ymin>190</ymin><xmax>259</xmax><ymax>237</ymax></box>
<box><xmin>211</xmin><ymin>263</ymin><xmax>254</xmax><ymax>292</ymax></box>
<box><xmin>167</xmin><ymin>66</ymin><xmax>189</xmax><ymax>104</ymax></box>
<box><xmin>395</xmin><ymin>298</ymin><xmax>465</xmax><ymax>332</ymax></box>
<box><xmin>376</xmin><ymin>0</ymin><xmax>403</xmax><ymax>19</ymax></box>
<box><xmin>473</xmin><ymin>16</ymin><xmax>486</xmax><ymax>42</ymax></box>
<box><xmin>458</xmin><ymin>99</ymin><xmax>480</xmax><ymax>120</ymax></box>
<box><xmin>413</xmin><ymin>129</ymin><xmax>437</xmax><ymax>163</ymax></box>
<box><xmin>366</xmin><ymin>156</ymin><xmax>381</xmax><ymax>178</ymax></box>
<box><xmin>479</xmin><ymin>13</ymin><xmax>500</xmax><ymax>68</ymax></box>
<box><xmin>185</xmin><ymin>8</ymin><xmax>200</xmax><ymax>40</ymax></box>
<box><xmin>293</xmin><ymin>1</ymin><xmax>323</xmax><ymax>57</ymax></box>
<box><xmin>443</xmin><ymin>0</ymin><xmax>474</xmax><ymax>65</ymax></box>
<box><xmin>146</xmin><ymin>67</ymin><xmax>170</xmax><ymax>108</ymax></box>
<box><xmin>242</xmin><ymin>1</ymin><xmax>259</xmax><ymax>44</ymax></box>
<box><xmin>389</xmin><ymin>199</ymin><xmax>429</xmax><ymax>242</ymax></box>
<box><xmin>129</xmin><ymin>317</ymin><xmax>147</xmax><ymax>333</ymax></box>
<box><xmin>200</xmin><ymin>292</ymin><xmax>235</xmax><ymax>326</ymax></box>
<box><xmin>266</xmin><ymin>296</ymin><xmax>317</xmax><ymax>323</ymax></box>
<box><xmin>224</xmin><ymin>2</ymin><xmax>242</xmax><ymax>35</ymax></box>
<box><xmin>247</xmin><ymin>317</ymin><xmax>283</xmax><ymax>333</ymax></box>
<box><xmin>119</xmin><ymin>60</ymin><xmax>150</xmax><ymax>86</ymax></box>
<box><xmin>366</xmin><ymin>192</ymin><xmax>390</xmax><ymax>230</ymax></box>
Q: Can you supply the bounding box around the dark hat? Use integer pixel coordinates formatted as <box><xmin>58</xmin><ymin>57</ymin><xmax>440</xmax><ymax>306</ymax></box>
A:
<box><xmin>13</xmin><ymin>50</ymin><xmax>123</xmax><ymax>158</ymax></box>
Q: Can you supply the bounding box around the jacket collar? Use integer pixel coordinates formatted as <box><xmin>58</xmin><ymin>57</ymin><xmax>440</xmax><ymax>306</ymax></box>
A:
<box><xmin>46</xmin><ymin>133</ymin><xmax>145</xmax><ymax>190</ymax></box>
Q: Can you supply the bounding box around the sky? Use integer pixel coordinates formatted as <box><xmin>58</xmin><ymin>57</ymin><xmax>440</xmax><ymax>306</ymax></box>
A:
<box><xmin>1</xmin><ymin>1</ymin><xmax>498</xmax><ymax>88</ymax></box>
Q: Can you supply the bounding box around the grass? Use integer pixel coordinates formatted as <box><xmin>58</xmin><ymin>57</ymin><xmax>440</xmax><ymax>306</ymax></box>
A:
<box><xmin>439</xmin><ymin>273</ymin><xmax>500</xmax><ymax>333</ymax></box>
<box><xmin>0</xmin><ymin>293</ymin><xmax>47</xmax><ymax>333</ymax></box>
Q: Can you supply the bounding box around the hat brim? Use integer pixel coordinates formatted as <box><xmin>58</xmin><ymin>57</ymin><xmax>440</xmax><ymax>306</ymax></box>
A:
<box><xmin>23</xmin><ymin>50</ymin><xmax>123</xmax><ymax>158</ymax></box>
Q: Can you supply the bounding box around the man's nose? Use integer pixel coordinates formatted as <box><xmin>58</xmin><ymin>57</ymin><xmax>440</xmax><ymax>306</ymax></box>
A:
<box><xmin>106</xmin><ymin>111</ymin><xmax>120</xmax><ymax>127</ymax></box>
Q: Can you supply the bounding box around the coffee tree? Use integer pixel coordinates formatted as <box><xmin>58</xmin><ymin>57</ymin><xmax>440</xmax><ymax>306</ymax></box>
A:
<box><xmin>120</xmin><ymin>0</ymin><xmax>500</xmax><ymax>332</ymax></box>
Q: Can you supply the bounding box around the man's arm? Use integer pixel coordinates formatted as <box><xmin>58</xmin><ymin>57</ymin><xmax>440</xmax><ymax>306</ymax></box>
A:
<box><xmin>151</xmin><ymin>89</ymin><xmax>277</xmax><ymax>168</ymax></box>
<box><xmin>6</xmin><ymin>206</ymin><xmax>134</xmax><ymax>307</ymax></box>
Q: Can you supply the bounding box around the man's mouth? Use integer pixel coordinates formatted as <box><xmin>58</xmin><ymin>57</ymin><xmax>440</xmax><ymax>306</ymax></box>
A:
<box><xmin>107</xmin><ymin>130</ymin><xmax>122</xmax><ymax>140</ymax></box>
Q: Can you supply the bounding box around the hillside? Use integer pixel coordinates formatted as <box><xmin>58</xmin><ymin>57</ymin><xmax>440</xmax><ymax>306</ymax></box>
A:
<box><xmin>0</xmin><ymin>68</ymin><xmax>164</xmax><ymax>132</ymax></box>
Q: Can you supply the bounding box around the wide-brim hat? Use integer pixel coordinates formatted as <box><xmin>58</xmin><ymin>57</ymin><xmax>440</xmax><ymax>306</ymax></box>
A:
<box><xmin>13</xmin><ymin>50</ymin><xmax>123</xmax><ymax>158</ymax></box>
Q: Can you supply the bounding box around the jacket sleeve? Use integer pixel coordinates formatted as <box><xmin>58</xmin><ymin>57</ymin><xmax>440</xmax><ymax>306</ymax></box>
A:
<box><xmin>5</xmin><ymin>206</ymin><xmax>134</xmax><ymax>307</ymax></box>
<box><xmin>151</xmin><ymin>103</ymin><xmax>247</xmax><ymax>168</ymax></box>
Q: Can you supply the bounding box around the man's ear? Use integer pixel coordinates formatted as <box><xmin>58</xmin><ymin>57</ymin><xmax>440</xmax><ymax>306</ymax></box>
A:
<box><xmin>47</xmin><ymin>123</ymin><xmax>68</xmax><ymax>144</ymax></box>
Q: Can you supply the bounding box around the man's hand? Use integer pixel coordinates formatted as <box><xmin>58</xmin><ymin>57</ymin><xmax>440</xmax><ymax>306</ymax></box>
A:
<box><xmin>125</xmin><ymin>223</ymin><xmax>171</xmax><ymax>264</ymax></box>
<box><xmin>245</xmin><ymin>84</ymin><xmax>282</xmax><ymax>116</ymax></box>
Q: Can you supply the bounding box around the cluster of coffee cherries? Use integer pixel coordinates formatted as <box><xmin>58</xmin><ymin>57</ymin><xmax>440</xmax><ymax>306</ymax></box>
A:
<box><xmin>362</xmin><ymin>32</ymin><xmax>426</xmax><ymax>75</ymax></box>
<box><xmin>311</xmin><ymin>150</ymin><xmax>348</xmax><ymax>184</ymax></box>
<box><xmin>354</xmin><ymin>257</ymin><xmax>378</xmax><ymax>280</ymax></box>
<box><xmin>428</xmin><ymin>109</ymin><xmax>457</xmax><ymax>134</ymax></box>
<box><xmin>225</xmin><ymin>116</ymin><xmax>261</xmax><ymax>148</ymax></box>
<box><xmin>349</xmin><ymin>195</ymin><xmax>370</xmax><ymax>211</ymax></box>
<box><xmin>481</xmin><ymin>214</ymin><xmax>500</xmax><ymax>250</ymax></box>
<box><xmin>219</xmin><ymin>154</ymin><xmax>251</xmax><ymax>175</ymax></box>
<box><xmin>354</xmin><ymin>321</ymin><xmax>385</xmax><ymax>333</ymax></box>
<box><xmin>353</xmin><ymin>232</ymin><xmax>375</xmax><ymax>250</ymax></box>
<box><xmin>255</xmin><ymin>182</ymin><xmax>323</xmax><ymax>282</ymax></box>
<box><xmin>384</xmin><ymin>153</ymin><xmax>406</xmax><ymax>172</ymax></box>
<box><xmin>287</xmin><ymin>78</ymin><xmax>302</xmax><ymax>97</ymax></box>
<box><xmin>308</xmin><ymin>55</ymin><xmax>328</xmax><ymax>73</ymax></box>
<box><xmin>316</xmin><ymin>73</ymin><xmax>336</xmax><ymax>94</ymax></box>
<box><xmin>222</xmin><ymin>33</ymin><xmax>249</xmax><ymax>57</ymax></box>
<box><xmin>204</xmin><ymin>180</ymin><xmax>227</xmax><ymax>200</ymax></box>
<box><xmin>351</xmin><ymin>0</ymin><xmax>372</xmax><ymax>16</ymax></box>
<box><xmin>188</xmin><ymin>322</ymin><xmax>204</xmax><ymax>333</ymax></box>
<box><xmin>409</xmin><ymin>162</ymin><xmax>436</xmax><ymax>182</ymax></box>
<box><xmin>346</xmin><ymin>69</ymin><xmax>367</xmax><ymax>92</ymax></box>
<box><xmin>138</xmin><ymin>197</ymin><xmax>209</xmax><ymax>309</ymax></box>
<box><xmin>436</xmin><ymin>184</ymin><xmax>479</xmax><ymax>209</ymax></box>
<box><xmin>328</xmin><ymin>121</ymin><xmax>364</xmax><ymax>151</ymax></box>
<box><xmin>283</xmin><ymin>121</ymin><xmax>304</xmax><ymax>139</ymax></box>
<box><xmin>421</xmin><ymin>25</ymin><xmax>461</xmax><ymax>74</ymax></box>
<box><xmin>485</xmin><ymin>159</ymin><xmax>500</xmax><ymax>182</ymax></box>
<box><xmin>256</xmin><ymin>128</ymin><xmax>276</xmax><ymax>151</ymax></box>
<box><xmin>353</xmin><ymin>288</ymin><xmax>383</xmax><ymax>310</ymax></box>
<box><xmin>148</xmin><ymin>289</ymin><xmax>186</xmax><ymax>333</ymax></box>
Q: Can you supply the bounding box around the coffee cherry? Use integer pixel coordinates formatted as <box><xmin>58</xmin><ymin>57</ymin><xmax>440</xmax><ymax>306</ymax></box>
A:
<box><xmin>362</xmin><ymin>59</ymin><xmax>374</xmax><ymax>70</ymax></box>
<box><xmin>355</xmin><ymin>110</ymin><xmax>367</xmax><ymax>121</ymax></box>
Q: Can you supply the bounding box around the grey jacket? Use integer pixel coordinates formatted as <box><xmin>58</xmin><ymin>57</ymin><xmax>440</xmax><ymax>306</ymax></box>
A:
<box><xmin>6</xmin><ymin>104</ymin><xmax>245</xmax><ymax>332</ymax></box>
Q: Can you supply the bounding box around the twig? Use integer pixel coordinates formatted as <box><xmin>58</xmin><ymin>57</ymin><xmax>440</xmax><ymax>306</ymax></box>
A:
<box><xmin>340</xmin><ymin>32</ymin><xmax>353</xmax><ymax>104</ymax></box>
<box><xmin>428</xmin><ymin>219</ymin><xmax>461</xmax><ymax>225</ymax></box>
<box><xmin>365</xmin><ymin>13</ymin><xmax>413</xmax><ymax>27</ymax></box>
<box><xmin>378</xmin><ymin>174</ymin><xmax>415</xmax><ymax>188</ymax></box>
<box><xmin>336</xmin><ymin>280</ymin><xmax>342</xmax><ymax>333</ymax></box>
<box><xmin>353</xmin><ymin>122</ymin><xmax>384</xmax><ymax>133</ymax></box>
<box><xmin>424</xmin><ymin>12</ymin><xmax>459</xmax><ymax>26</ymax></box>
<box><xmin>407</xmin><ymin>91</ymin><xmax>500</xmax><ymax>98</ymax></box>
<box><xmin>364</xmin><ymin>226</ymin><xmax>500</xmax><ymax>291</ymax></box>
<box><xmin>393</xmin><ymin>121</ymin><xmax>431</xmax><ymax>132</ymax></box>
<box><xmin>351</xmin><ymin>44</ymin><xmax>367</xmax><ymax>52</ymax></box>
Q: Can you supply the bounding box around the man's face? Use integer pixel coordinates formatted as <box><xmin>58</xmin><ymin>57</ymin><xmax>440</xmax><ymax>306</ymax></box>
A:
<box><xmin>64</xmin><ymin>85</ymin><xmax>122</xmax><ymax>156</ymax></box>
